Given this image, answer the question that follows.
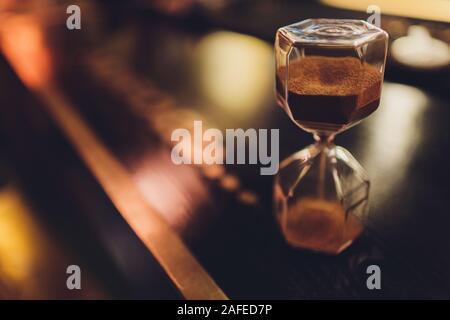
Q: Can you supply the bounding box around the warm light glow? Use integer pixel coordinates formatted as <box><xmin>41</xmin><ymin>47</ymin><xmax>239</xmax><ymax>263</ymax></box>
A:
<box><xmin>0</xmin><ymin>187</ymin><xmax>37</xmax><ymax>283</ymax></box>
<box><xmin>132</xmin><ymin>149</ymin><xmax>210</xmax><ymax>233</ymax></box>
<box><xmin>321</xmin><ymin>0</ymin><xmax>450</xmax><ymax>23</ymax></box>
<box><xmin>391</xmin><ymin>26</ymin><xmax>450</xmax><ymax>69</ymax></box>
<box><xmin>0</xmin><ymin>186</ymin><xmax>108</xmax><ymax>299</ymax></box>
<box><xmin>0</xmin><ymin>15</ymin><xmax>53</xmax><ymax>88</ymax></box>
<box><xmin>361</xmin><ymin>83</ymin><xmax>428</xmax><ymax>199</ymax></box>
<box><xmin>196</xmin><ymin>31</ymin><xmax>274</xmax><ymax>120</ymax></box>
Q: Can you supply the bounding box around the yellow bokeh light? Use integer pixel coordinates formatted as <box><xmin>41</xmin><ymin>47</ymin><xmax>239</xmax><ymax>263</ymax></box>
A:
<box><xmin>321</xmin><ymin>0</ymin><xmax>450</xmax><ymax>23</ymax></box>
<box><xmin>0</xmin><ymin>186</ymin><xmax>39</xmax><ymax>287</ymax></box>
<box><xmin>196</xmin><ymin>31</ymin><xmax>274</xmax><ymax>120</ymax></box>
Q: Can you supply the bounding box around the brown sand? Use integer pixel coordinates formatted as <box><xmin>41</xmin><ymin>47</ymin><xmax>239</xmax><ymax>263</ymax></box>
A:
<box><xmin>282</xmin><ymin>197</ymin><xmax>364</xmax><ymax>254</ymax></box>
<box><xmin>276</xmin><ymin>56</ymin><xmax>382</xmax><ymax>131</ymax></box>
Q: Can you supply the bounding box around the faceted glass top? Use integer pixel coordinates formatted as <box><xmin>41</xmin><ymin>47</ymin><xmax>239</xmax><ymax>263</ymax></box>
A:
<box><xmin>278</xmin><ymin>19</ymin><xmax>387</xmax><ymax>47</ymax></box>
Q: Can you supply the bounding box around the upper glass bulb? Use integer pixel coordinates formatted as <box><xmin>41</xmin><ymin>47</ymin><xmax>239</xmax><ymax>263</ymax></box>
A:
<box><xmin>275</xmin><ymin>19</ymin><xmax>388</xmax><ymax>136</ymax></box>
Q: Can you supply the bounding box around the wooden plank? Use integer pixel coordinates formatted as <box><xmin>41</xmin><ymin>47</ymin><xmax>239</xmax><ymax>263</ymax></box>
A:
<box><xmin>34</xmin><ymin>85</ymin><xmax>227</xmax><ymax>300</ymax></box>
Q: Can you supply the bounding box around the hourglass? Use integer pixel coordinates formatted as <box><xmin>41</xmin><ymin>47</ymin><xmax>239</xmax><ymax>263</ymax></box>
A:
<box><xmin>274</xmin><ymin>19</ymin><xmax>388</xmax><ymax>254</ymax></box>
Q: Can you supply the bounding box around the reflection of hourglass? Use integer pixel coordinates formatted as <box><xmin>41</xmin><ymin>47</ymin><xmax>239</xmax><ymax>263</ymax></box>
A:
<box><xmin>274</xmin><ymin>19</ymin><xmax>388</xmax><ymax>254</ymax></box>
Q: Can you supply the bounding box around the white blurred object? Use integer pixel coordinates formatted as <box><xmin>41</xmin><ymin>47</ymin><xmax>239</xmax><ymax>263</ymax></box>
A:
<box><xmin>391</xmin><ymin>25</ymin><xmax>450</xmax><ymax>70</ymax></box>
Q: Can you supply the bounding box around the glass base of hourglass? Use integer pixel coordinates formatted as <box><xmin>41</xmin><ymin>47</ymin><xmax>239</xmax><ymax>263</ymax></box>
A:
<box><xmin>274</xmin><ymin>142</ymin><xmax>369</xmax><ymax>255</ymax></box>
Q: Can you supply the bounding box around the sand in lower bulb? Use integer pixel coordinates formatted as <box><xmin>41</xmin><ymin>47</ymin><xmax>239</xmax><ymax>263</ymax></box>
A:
<box><xmin>280</xmin><ymin>197</ymin><xmax>363</xmax><ymax>255</ymax></box>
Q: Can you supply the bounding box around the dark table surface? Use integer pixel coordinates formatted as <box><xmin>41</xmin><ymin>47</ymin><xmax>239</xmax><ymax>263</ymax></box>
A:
<box><xmin>0</xmin><ymin>1</ymin><xmax>449</xmax><ymax>299</ymax></box>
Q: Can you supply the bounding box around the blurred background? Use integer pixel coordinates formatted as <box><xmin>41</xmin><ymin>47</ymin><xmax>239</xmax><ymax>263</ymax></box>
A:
<box><xmin>0</xmin><ymin>0</ymin><xmax>449</xmax><ymax>299</ymax></box>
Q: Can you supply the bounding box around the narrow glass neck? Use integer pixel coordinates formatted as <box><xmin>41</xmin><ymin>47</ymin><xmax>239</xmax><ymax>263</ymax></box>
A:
<box><xmin>313</xmin><ymin>132</ymin><xmax>335</xmax><ymax>145</ymax></box>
